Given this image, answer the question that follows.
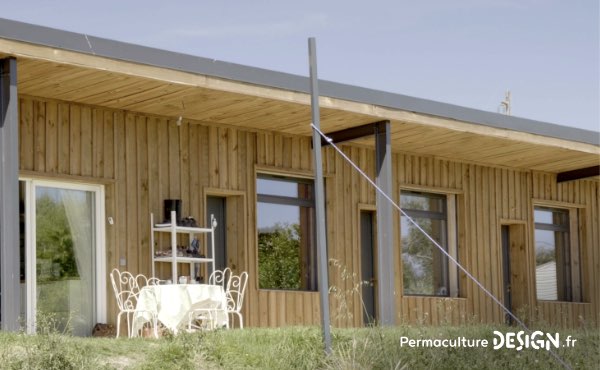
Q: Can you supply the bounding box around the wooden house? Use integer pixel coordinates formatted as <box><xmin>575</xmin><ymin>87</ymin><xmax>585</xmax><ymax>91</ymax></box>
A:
<box><xmin>0</xmin><ymin>18</ymin><xmax>598</xmax><ymax>335</ymax></box>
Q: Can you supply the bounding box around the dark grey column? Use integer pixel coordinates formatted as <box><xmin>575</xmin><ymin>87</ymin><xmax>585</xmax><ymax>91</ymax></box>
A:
<box><xmin>375</xmin><ymin>121</ymin><xmax>396</xmax><ymax>325</ymax></box>
<box><xmin>0</xmin><ymin>57</ymin><xmax>20</xmax><ymax>331</ymax></box>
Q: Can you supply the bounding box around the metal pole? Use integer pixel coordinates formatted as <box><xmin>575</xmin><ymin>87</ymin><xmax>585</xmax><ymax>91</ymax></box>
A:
<box><xmin>308</xmin><ymin>37</ymin><xmax>332</xmax><ymax>354</ymax></box>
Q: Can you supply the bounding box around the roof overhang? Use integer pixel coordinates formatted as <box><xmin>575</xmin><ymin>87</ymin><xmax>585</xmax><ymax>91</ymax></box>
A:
<box><xmin>0</xmin><ymin>18</ymin><xmax>598</xmax><ymax>176</ymax></box>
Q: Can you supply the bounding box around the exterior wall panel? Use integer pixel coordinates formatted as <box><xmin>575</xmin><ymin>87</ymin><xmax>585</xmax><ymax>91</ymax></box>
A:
<box><xmin>18</xmin><ymin>95</ymin><xmax>599</xmax><ymax>329</ymax></box>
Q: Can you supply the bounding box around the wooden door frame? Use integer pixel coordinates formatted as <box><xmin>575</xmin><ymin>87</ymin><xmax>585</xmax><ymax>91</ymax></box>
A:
<box><xmin>202</xmin><ymin>187</ymin><xmax>247</xmax><ymax>273</ymax></box>
<box><xmin>499</xmin><ymin>220</ymin><xmax>533</xmax><ymax>322</ymax></box>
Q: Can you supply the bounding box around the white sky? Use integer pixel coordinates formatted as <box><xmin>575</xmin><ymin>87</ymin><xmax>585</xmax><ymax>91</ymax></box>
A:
<box><xmin>3</xmin><ymin>0</ymin><xmax>599</xmax><ymax>132</ymax></box>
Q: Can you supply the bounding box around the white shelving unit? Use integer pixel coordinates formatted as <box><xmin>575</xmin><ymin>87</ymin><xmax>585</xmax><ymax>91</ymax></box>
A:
<box><xmin>150</xmin><ymin>211</ymin><xmax>217</xmax><ymax>283</ymax></box>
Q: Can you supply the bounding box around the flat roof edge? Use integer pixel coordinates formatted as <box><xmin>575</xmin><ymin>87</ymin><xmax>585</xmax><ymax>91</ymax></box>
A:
<box><xmin>1</xmin><ymin>17</ymin><xmax>598</xmax><ymax>147</ymax></box>
<box><xmin>318</xmin><ymin>81</ymin><xmax>600</xmax><ymax>146</ymax></box>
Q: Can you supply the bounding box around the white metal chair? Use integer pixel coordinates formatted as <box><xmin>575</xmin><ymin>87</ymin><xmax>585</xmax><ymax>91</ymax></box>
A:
<box><xmin>224</xmin><ymin>271</ymin><xmax>248</xmax><ymax>329</ymax></box>
<box><xmin>137</xmin><ymin>274</ymin><xmax>161</xmax><ymax>289</ymax></box>
<box><xmin>187</xmin><ymin>268</ymin><xmax>231</xmax><ymax>331</ymax></box>
<box><xmin>187</xmin><ymin>300</ymin><xmax>224</xmax><ymax>332</ymax></box>
<box><xmin>208</xmin><ymin>267</ymin><xmax>231</xmax><ymax>288</ymax></box>
<box><xmin>109</xmin><ymin>268</ymin><xmax>159</xmax><ymax>338</ymax></box>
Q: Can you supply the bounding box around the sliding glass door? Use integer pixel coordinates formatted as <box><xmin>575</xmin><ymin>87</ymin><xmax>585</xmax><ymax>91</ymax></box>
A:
<box><xmin>20</xmin><ymin>179</ymin><xmax>106</xmax><ymax>336</ymax></box>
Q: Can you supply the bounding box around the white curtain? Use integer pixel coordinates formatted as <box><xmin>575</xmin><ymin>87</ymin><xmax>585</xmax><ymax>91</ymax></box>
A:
<box><xmin>62</xmin><ymin>189</ymin><xmax>95</xmax><ymax>336</ymax></box>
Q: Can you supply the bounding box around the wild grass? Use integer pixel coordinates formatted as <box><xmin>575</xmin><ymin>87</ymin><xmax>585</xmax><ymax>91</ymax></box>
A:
<box><xmin>0</xmin><ymin>323</ymin><xmax>597</xmax><ymax>369</ymax></box>
<box><xmin>5</xmin><ymin>265</ymin><xmax>597</xmax><ymax>369</ymax></box>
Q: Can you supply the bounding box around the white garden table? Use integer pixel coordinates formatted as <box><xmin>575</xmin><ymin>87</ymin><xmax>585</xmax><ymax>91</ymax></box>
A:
<box><xmin>132</xmin><ymin>283</ymin><xmax>227</xmax><ymax>336</ymax></box>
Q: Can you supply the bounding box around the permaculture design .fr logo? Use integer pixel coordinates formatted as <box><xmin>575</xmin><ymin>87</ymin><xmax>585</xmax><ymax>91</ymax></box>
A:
<box><xmin>399</xmin><ymin>331</ymin><xmax>576</xmax><ymax>351</ymax></box>
<box><xmin>491</xmin><ymin>331</ymin><xmax>575</xmax><ymax>350</ymax></box>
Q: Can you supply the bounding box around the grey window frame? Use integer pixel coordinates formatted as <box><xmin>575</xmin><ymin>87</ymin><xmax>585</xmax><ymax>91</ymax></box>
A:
<box><xmin>533</xmin><ymin>205</ymin><xmax>581</xmax><ymax>302</ymax></box>
<box><xmin>400</xmin><ymin>190</ymin><xmax>458</xmax><ymax>298</ymax></box>
<box><xmin>256</xmin><ymin>174</ymin><xmax>317</xmax><ymax>291</ymax></box>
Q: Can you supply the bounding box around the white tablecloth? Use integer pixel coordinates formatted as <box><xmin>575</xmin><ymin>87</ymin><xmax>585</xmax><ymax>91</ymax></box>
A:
<box><xmin>132</xmin><ymin>284</ymin><xmax>228</xmax><ymax>335</ymax></box>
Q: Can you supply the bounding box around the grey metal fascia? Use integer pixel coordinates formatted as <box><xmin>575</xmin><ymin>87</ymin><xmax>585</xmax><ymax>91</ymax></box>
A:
<box><xmin>318</xmin><ymin>80</ymin><xmax>600</xmax><ymax>146</ymax></box>
<box><xmin>0</xmin><ymin>17</ymin><xmax>598</xmax><ymax>146</ymax></box>
<box><xmin>0</xmin><ymin>18</ymin><xmax>311</xmax><ymax>92</ymax></box>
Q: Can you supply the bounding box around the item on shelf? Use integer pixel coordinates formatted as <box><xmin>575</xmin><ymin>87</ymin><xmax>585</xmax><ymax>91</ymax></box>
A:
<box><xmin>155</xmin><ymin>216</ymin><xmax>198</xmax><ymax>227</ymax></box>
<box><xmin>163</xmin><ymin>199</ymin><xmax>182</xmax><ymax>223</ymax></box>
<box><xmin>186</xmin><ymin>238</ymin><xmax>200</xmax><ymax>256</ymax></box>
<box><xmin>179</xmin><ymin>216</ymin><xmax>198</xmax><ymax>227</ymax></box>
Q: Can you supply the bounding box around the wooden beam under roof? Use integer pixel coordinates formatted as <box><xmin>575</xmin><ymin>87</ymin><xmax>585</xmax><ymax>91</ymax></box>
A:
<box><xmin>319</xmin><ymin>120</ymin><xmax>388</xmax><ymax>146</ymax></box>
<box><xmin>557</xmin><ymin>165</ymin><xmax>600</xmax><ymax>183</ymax></box>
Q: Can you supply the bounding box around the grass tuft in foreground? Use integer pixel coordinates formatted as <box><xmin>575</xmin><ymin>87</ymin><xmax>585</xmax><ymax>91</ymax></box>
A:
<box><xmin>0</xmin><ymin>324</ymin><xmax>597</xmax><ymax>369</ymax></box>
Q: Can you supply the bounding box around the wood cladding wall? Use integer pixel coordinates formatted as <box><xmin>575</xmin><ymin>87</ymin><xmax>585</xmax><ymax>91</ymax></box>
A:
<box><xmin>18</xmin><ymin>96</ymin><xmax>599</xmax><ymax>329</ymax></box>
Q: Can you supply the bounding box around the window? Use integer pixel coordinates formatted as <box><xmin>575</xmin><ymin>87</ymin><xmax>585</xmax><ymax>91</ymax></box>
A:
<box><xmin>257</xmin><ymin>174</ymin><xmax>317</xmax><ymax>291</ymax></box>
<box><xmin>401</xmin><ymin>191</ymin><xmax>458</xmax><ymax>297</ymax></box>
<box><xmin>534</xmin><ymin>206</ymin><xmax>581</xmax><ymax>302</ymax></box>
<box><xmin>19</xmin><ymin>179</ymin><xmax>106</xmax><ymax>335</ymax></box>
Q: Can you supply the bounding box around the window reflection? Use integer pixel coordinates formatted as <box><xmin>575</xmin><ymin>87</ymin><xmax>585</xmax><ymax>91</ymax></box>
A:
<box><xmin>257</xmin><ymin>175</ymin><xmax>316</xmax><ymax>291</ymax></box>
<box><xmin>401</xmin><ymin>191</ymin><xmax>450</xmax><ymax>297</ymax></box>
<box><xmin>534</xmin><ymin>206</ymin><xmax>579</xmax><ymax>302</ymax></box>
<box><xmin>257</xmin><ymin>178</ymin><xmax>298</xmax><ymax>198</ymax></box>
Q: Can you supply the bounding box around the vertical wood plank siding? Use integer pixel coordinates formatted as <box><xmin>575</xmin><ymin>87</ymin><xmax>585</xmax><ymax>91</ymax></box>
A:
<box><xmin>18</xmin><ymin>96</ymin><xmax>599</xmax><ymax>328</ymax></box>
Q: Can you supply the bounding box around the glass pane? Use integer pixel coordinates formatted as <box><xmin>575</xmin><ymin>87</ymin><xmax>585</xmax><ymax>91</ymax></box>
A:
<box><xmin>257</xmin><ymin>178</ymin><xmax>298</xmax><ymax>197</ymax></box>
<box><xmin>534</xmin><ymin>207</ymin><xmax>568</xmax><ymax>227</ymax></box>
<box><xmin>257</xmin><ymin>203</ymin><xmax>301</xmax><ymax>289</ymax></box>
<box><xmin>401</xmin><ymin>216</ymin><xmax>449</xmax><ymax>296</ymax></box>
<box><xmin>35</xmin><ymin>186</ymin><xmax>95</xmax><ymax>336</ymax></box>
<box><xmin>552</xmin><ymin>210</ymin><xmax>569</xmax><ymax>227</ymax></box>
<box><xmin>535</xmin><ymin>229</ymin><xmax>558</xmax><ymax>300</ymax></box>
<box><xmin>401</xmin><ymin>192</ymin><xmax>444</xmax><ymax>213</ymax></box>
<box><xmin>534</xmin><ymin>208</ymin><xmax>553</xmax><ymax>224</ymax></box>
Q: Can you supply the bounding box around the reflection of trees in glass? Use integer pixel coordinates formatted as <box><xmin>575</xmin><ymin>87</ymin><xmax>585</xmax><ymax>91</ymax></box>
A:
<box><xmin>535</xmin><ymin>241</ymin><xmax>555</xmax><ymax>266</ymax></box>
<box><xmin>402</xmin><ymin>216</ymin><xmax>435</xmax><ymax>295</ymax></box>
<box><xmin>258</xmin><ymin>222</ymin><xmax>301</xmax><ymax>289</ymax></box>
<box><xmin>36</xmin><ymin>194</ymin><xmax>78</xmax><ymax>282</ymax></box>
<box><xmin>401</xmin><ymin>193</ymin><xmax>449</xmax><ymax>297</ymax></box>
